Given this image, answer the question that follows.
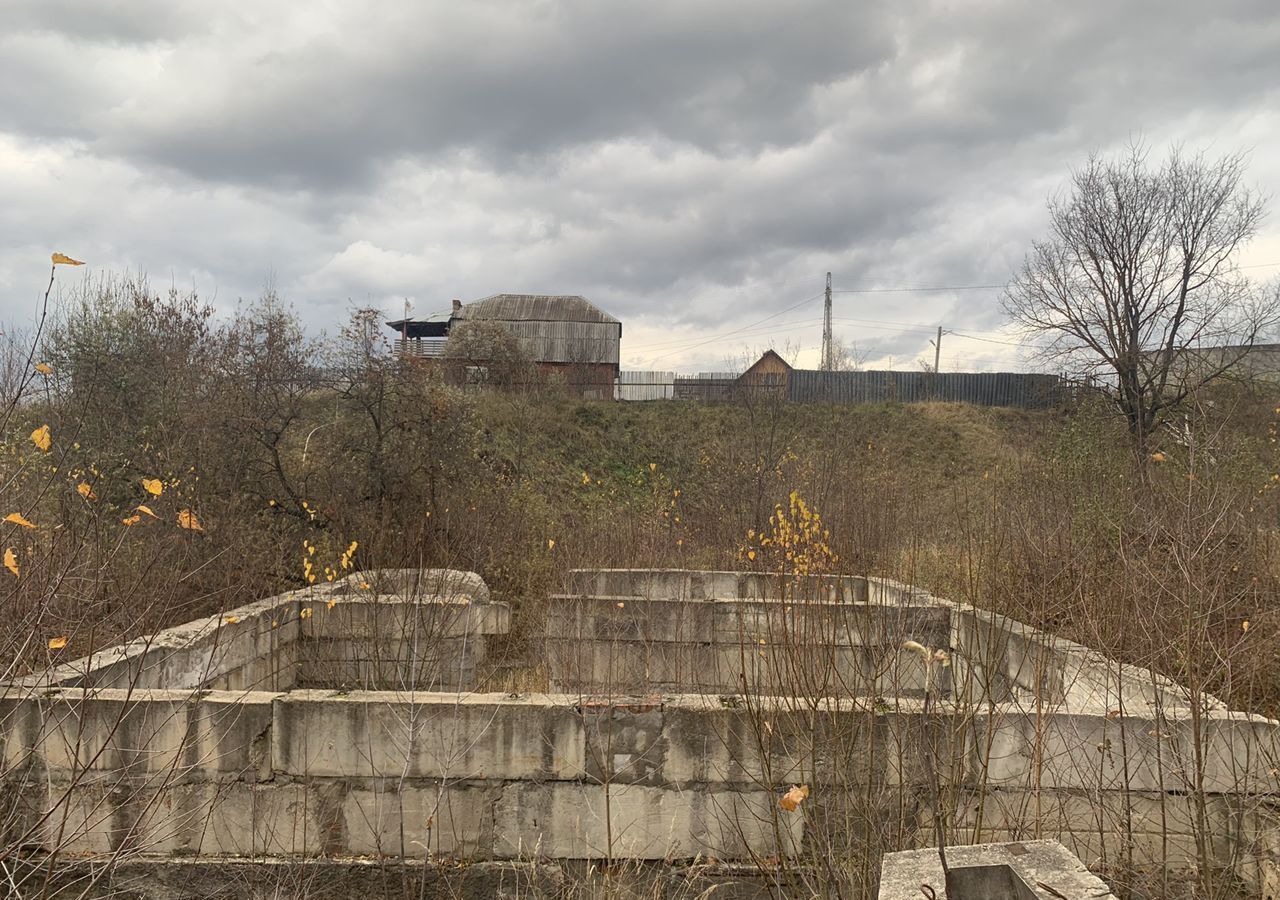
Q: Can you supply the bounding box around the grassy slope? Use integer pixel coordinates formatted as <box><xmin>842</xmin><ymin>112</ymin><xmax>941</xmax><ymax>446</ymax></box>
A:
<box><xmin>461</xmin><ymin>391</ymin><xmax>1279</xmax><ymax>717</ymax></box>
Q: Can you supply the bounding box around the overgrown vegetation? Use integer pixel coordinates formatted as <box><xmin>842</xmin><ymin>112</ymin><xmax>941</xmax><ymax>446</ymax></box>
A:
<box><xmin>2</xmin><ymin>274</ymin><xmax>1279</xmax><ymax>898</ymax></box>
<box><xmin>4</xmin><ymin>275</ymin><xmax>1279</xmax><ymax>714</ymax></box>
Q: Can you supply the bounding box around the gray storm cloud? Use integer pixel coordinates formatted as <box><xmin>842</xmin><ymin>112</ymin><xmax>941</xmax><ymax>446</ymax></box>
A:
<box><xmin>2</xmin><ymin>0</ymin><xmax>1278</xmax><ymax>371</ymax></box>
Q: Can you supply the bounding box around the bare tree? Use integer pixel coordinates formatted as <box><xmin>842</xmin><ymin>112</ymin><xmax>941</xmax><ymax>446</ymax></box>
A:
<box><xmin>442</xmin><ymin>318</ymin><xmax>533</xmax><ymax>389</ymax></box>
<box><xmin>830</xmin><ymin>336</ymin><xmax>865</xmax><ymax>372</ymax></box>
<box><xmin>1004</xmin><ymin>145</ymin><xmax>1276</xmax><ymax>459</ymax></box>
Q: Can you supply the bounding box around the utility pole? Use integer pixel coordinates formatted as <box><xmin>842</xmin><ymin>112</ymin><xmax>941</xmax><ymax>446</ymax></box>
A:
<box><xmin>822</xmin><ymin>271</ymin><xmax>833</xmax><ymax>371</ymax></box>
<box><xmin>933</xmin><ymin>326</ymin><xmax>942</xmax><ymax>373</ymax></box>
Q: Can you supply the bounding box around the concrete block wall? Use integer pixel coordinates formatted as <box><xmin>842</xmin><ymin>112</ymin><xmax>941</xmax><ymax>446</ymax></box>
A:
<box><xmin>9</xmin><ymin>570</ymin><xmax>509</xmax><ymax>696</ymax></box>
<box><xmin>951</xmin><ymin>606</ymin><xmax>1214</xmax><ymax>714</ymax></box>
<box><xmin>562</xmin><ymin>568</ymin><xmax>935</xmax><ymax>604</ymax></box>
<box><xmin>4</xmin><ymin>566</ymin><xmax>1279</xmax><ymax>891</ymax></box>
<box><xmin>4</xmin><ymin>688</ymin><xmax>1278</xmax><ymax>873</ymax></box>
<box><xmin>550</xmin><ymin>570</ymin><xmax>1209</xmax><ymax>718</ymax></box>
<box><xmin>294</xmin><ymin>594</ymin><xmax>509</xmax><ymax>690</ymax></box>
<box><xmin>546</xmin><ymin>591</ymin><xmax>952</xmax><ymax>697</ymax></box>
<box><xmin>2</xmin><ymin>692</ymin><xmax>803</xmax><ymax>860</ymax></box>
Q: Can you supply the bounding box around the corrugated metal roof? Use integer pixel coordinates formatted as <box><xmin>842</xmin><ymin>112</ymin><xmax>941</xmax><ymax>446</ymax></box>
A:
<box><xmin>455</xmin><ymin>294</ymin><xmax>619</xmax><ymax>325</ymax></box>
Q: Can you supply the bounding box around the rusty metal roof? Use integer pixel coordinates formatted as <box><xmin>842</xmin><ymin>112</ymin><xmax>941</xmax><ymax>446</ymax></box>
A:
<box><xmin>455</xmin><ymin>294</ymin><xmax>619</xmax><ymax>325</ymax></box>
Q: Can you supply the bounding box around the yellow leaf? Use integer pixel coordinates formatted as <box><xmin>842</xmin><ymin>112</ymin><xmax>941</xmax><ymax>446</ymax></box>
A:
<box><xmin>1150</xmin><ymin>451</ymin><xmax>1166</xmax><ymax>463</ymax></box>
<box><xmin>546</xmin><ymin>538</ymin><xmax>555</xmax><ymax>550</ymax></box>
<box><xmin>3</xmin><ymin>548</ymin><xmax>17</xmax><ymax>577</ymax></box>
<box><xmin>136</xmin><ymin>504</ymin><xmax>158</xmax><ymax>518</ymax></box>
<box><xmin>34</xmin><ymin>362</ymin><xmax>53</xmax><ymax>375</ymax></box>
<box><xmin>779</xmin><ymin>784</ymin><xmax>810</xmax><ymax>812</ymax></box>
<box><xmin>121</xmin><ymin>514</ymin><xmax>141</xmax><ymax>526</ymax></box>
<box><xmin>327</xmin><ymin>598</ymin><xmax>337</xmax><ymax>610</ymax></box>
<box><xmin>77</xmin><ymin>482</ymin><xmax>96</xmax><ymax>501</ymax></box>
<box><xmin>51</xmin><ymin>253</ymin><xmax>85</xmax><ymax>266</ymax></box>
<box><xmin>1243</xmin><ymin>620</ymin><xmax>1250</xmax><ymax>632</ymax></box>
<box><xmin>30</xmin><ymin>425</ymin><xmax>51</xmax><ymax>452</ymax></box>
<box><xmin>142</xmin><ymin>478</ymin><xmax>163</xmax><ymax>497</ymax></box>
<box><xmin>48</xmin><ymin>635</ymin><xmax>67</xmax><ymax>650</ymax></box>
<box><xmin>224</xmin><ymin>616</ymin><xmax>239</xmax><ymax>625</ymax></box>
<box><xmin>648</xmin><ymin>463</ymin><xmax>657</xmax><ymax>472</ymax></box>
<box><xmin>4</xmin><ymin>512</ymin><xmax>36</xmax><ymax>529</ymax></box>
<box><xmin>177</xmin><ymin>509</ymin><xmax>203</xmax><ymax>531</ymax></box>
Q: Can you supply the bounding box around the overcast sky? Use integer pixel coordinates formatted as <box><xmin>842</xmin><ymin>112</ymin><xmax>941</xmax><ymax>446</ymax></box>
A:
<box><xmin>3</xmin><ymin>1</ymin><xmax>1280</xmax><ymax>373</ymax></box>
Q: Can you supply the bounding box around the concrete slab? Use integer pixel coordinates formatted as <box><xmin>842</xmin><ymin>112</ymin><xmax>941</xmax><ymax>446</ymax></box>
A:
<box><xmin>878</xmin><ymin>839</ymin><xmax>1117</xmax><ymax>899</ymax></box>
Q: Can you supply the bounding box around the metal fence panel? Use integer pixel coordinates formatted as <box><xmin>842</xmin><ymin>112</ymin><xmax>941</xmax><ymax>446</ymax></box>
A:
<box><xmin>787</xmin><ymin>370</ymin><xmax>1063</xmax><ymax>408</ymax></box>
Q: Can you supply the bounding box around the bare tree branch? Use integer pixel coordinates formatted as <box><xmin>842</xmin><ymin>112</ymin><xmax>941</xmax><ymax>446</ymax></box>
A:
<box><xmin>1004</xmin><ymin>144</ymin><xmax>1276</xmax><ymax>460</ymax></box>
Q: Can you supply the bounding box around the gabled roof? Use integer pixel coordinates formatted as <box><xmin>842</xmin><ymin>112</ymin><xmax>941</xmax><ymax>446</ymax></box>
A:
<box><xmin>455</xmin><ymin>294</ymin><xmax>619</xmax><ymax>325</ymax></box>
<box><xmin>742</xmin><ymin>349</ymin><xmax>794</xmax><ymax>375</ymax></box>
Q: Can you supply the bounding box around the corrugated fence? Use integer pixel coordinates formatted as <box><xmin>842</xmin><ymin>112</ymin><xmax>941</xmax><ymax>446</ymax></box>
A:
<box><xmin>787</xmin><ymin>370</ymin><xmax>1063</xmax><ymax>408</ymax></box>
<box><xmin>610</xmin><ymin>369</ymin><xmax>1065</xmax><ymax>407</ymax></box>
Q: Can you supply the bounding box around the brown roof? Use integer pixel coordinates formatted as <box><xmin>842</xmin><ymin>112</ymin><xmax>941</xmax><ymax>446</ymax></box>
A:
<box><xmin>741</xmin><ymin>349</ymin><xmax>794</xmax><ymax>375</ymax></box>
<box><xmin>455</xmin><ymin>294</ymin><xmax>619</xmax><ymax>325</ymax></box>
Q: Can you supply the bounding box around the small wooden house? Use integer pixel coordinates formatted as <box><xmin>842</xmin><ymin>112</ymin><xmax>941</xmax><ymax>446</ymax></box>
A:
<box><xmin>737</xmin><ymin>350</ymin><xmax>792</xmax><ymax>398</ymax></box>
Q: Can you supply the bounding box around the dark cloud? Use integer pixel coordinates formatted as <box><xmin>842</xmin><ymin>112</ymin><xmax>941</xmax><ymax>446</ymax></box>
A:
<box><xmin>69</xmin><ymin>2</ymin><xmax>895</xmax><ymax>189</ymax></box>
<box><xmin>1</xmin><ymin>0</ymin><xmax>1279</xmax><ymax>371</ymax></box>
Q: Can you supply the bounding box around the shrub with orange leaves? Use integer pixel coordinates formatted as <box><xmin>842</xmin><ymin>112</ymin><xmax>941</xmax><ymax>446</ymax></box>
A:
<box><xmin>739</xmin><ymin>490</ymin><xmax>837</xmax><ymax>579</ymax></box>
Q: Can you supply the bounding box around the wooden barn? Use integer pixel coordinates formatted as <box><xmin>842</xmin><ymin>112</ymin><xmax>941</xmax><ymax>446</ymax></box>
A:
<box><xmin>389</xmin><ymin>293</ymin><xmax>621</xmax><ymax>399</ymax></box>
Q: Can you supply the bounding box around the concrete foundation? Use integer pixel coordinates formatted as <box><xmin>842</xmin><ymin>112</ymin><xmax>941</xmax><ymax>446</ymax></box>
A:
<box><xmin>2</xmin><ymin>567</ymin><xmax>1276</xmax><ymax>899</ymax></box>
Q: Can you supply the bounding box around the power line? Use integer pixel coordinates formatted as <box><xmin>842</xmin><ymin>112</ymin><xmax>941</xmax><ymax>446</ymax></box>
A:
<box><xmin>831</xmin><ymin>316</ymin><xmax>942</xmax><ymax>335</ymax></box>
<box><xmin>635</xmin><ymin>317</ymin><xmax>821</xmax><ymax>363</ymax></box>
<box><xmin>640</xmin><ymin>292</ymin><xmax>824</xmax><ymax>362</ymax></box>
<box><xmin>627</xmin><ymin>313</ymin><xmax>819</xmax><ymax>354</ymax></box>
<box><xmin>948</xmin><ymin>330</ymin><xmax>1056</xmax><ymax>349</ymax></box>
<box><xmin>827</xmin><ymin>260</ymin><xmax>1280</xmax><ymax>295</ymax></box>
<box><xmin>625</xmin><ymin>258</ymin><xmax>1280</xmax><ymax>365</ymax></box>
<box><xmin>623</xmin><ymin>320</ymin><xmax>820</xmax><ymax>366</ymax></box>
<box><xmin>831</xmin><ymin>283</ymin><xmax>1007</xmax><ymax>294</ymax></box>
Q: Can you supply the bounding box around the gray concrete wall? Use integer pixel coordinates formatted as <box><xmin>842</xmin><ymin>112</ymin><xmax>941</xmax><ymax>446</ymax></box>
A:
<box><xmin>546</xmin><ymin>593</ymin><xmax>951</xmax><ymax>696</ymax></box>
<box><xmin>10</xmin><ymin>571</ymin><xmax>507</xmax><ymax>695</ymax></box>
<box><xmin>4</xmin><ymin>567</ymin><xmax>1278</xmax><ymax>895</ymax></box>
<box><xmin>4</xmin><ymin>687</ymin><xmax>1278</xmax><ymax>874</ymax></box>
<box><xmin>562</xmin><ymin>568</ymin><xmax>931</xmax><ymax>603</ymax></box>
